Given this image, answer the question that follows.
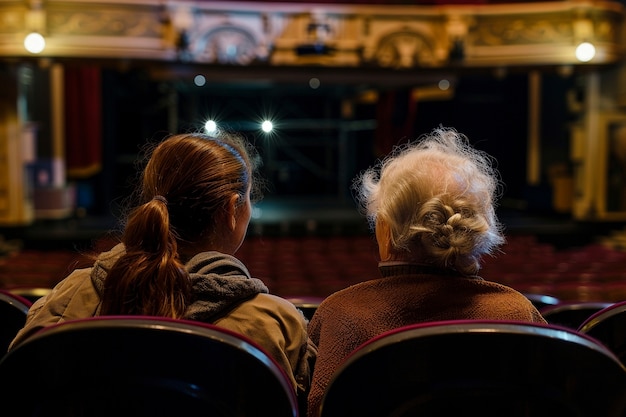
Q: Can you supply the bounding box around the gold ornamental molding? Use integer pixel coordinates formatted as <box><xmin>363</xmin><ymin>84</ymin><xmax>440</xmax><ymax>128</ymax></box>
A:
<box><xmin>0</xmin><ymin>0</ymin><xmax>624</xmax><ymax>68</ymax></box>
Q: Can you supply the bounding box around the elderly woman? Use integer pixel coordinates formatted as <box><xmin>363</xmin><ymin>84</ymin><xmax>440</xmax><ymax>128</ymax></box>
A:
<box><xmin>306</xmin><ymin>127</ymin><xmax>546</xmax><ymax>416</ymax></box>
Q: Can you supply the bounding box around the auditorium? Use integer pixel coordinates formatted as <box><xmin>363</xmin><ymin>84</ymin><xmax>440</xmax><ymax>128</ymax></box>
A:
<box><xmin>2</xmin><ymin>1</ymin><xmax>626</xmax><ymax>415</ymax></box>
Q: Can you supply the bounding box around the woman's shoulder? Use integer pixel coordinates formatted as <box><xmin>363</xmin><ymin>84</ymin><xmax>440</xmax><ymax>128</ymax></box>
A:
<box><xmin>310</xmin><ymin>280</ymin><xmax>390</xmax><ymax>323</ymax></box>
<box><xmin>255</xmin><ymin>293</ymin><xmax>304</xmax><ymax>313</ymax></box>
<box><xmin>214</xmin><ymin>293</ymin><xmax>309</xmax><ymax>339</ymax></box>
<box><xmin>51</xmin><ymin>266</ymin><xmax>94</xmax><ymax>292</ymax></box>
<box><xmin>319</xmin><ymin>278</ymin><xmax>392</xmax><ymax>305</ymax></box>
<box><xmin>220</xmin><ymin>292</ymin><xmax>307</xmax><ymax>323</ymax></box>
<box><xmin>476</xmin><ymin>277</ymin><xmax>531</xmax><ymax>295</ymax></box>
<box><xmin>50</xmin><ymin>267</ymin><xmax>101</xmax><ymax>306</ymax></box>
<box><xmin>470</xmin><ymin>278</ymin><xmax>545</xmax><ymax>316</ymax></box>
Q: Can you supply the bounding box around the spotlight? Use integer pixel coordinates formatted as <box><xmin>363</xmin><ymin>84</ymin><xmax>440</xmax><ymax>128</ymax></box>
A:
<box><xmin>194</xmin><ymin>74</ymin><xmax>206</xmax><ymax>87</ymax></box>
<box><xmin>24</xmin><ymin>32</ymin><xmax>45</xmax><ymax>54</ymax></box>
<box><xmin>575</xmin><ymin>42</ymin><xmax>596</xmax><ymax>62</ymax></box>
<box><xmin>309</xmin><ymin>77</ymin><xmax>321</xmax><ymax>89</ymax></box>
<box><xmin>205</xmin><ymin>120</ymin><xmax>218</xmax><ymax>135</ymax></box>
<box><xmin>261</xmin><ymin>120</ymin><xmax>273</xmax><ymax>133</ymax></box>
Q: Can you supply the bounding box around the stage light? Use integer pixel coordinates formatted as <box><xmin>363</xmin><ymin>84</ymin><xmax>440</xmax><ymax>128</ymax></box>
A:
<box><xmin>24</xmin><ymin>32</ymin><xmax>45</xmax><ymax>54</ymax></box>
<box><xmin>309</xmin><ymin>77</ymin><xmax>320</xmax><ymax>89</ymax></box>
<box><xmin>575</xmin><ymin>41</ymin><xmax>596</xmax><ymax>62</ymax></box>
<box><xmin>194</xmin><ymin>74</ymin><xmax>206</xmax><ymax>87</ymax></box>
<box><xmin>261</xmin><ymin>120</ymin><xmax>273</xmax><ymax>133</ymax></box>
<box><xmin>205</xmin><ymin>120</ymin><xmax>217</xmax><ymax>134</ymax></box>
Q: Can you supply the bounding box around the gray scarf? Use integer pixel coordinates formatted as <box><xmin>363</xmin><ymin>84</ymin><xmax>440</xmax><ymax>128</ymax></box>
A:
<box><xmin>184</xmin><ymin>251</ymin><xmax>268</xmax><ymax>322</ymax></box>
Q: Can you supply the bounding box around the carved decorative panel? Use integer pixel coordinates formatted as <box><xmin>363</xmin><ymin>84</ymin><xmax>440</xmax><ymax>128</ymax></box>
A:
<box><xmin>0</xmin><ymin>1</ymin><xmax>623</xmax><ymax>68</ymax></box>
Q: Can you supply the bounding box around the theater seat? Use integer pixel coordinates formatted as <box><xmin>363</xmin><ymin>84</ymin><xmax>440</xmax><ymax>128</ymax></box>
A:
<box><xmin>541</xmin><ymin>301</ymin><xmax>614</xmax><ymax>329</ymax></box>
<box><xmin>0</xmin><ymin>316</ymin><xmax>298</xmax><ymax>417</ymax></box>
<box><xmin>522</xmin><ymin>292</ymin><xmax>560</xmax><ymax>310</ymax></box>
<box><xmin>579</xmin><ymin>300</ymin><xmax>626</xmax><ymax>366</ymax></box>
<box><xmin>286</xmin><ymin>296</ymin><xmax>324</xmax><ymax>320</ymax></box>
<box><xmin>5</xmin><ymin>286</ymin><xmax>52</xmax><ymax>303</ymax></box>
<box><xmin>0</xmin><ymin>289</ymin><xmax>31</xmax><ymax>355</ymax></box>
<box><xmin>319</xmin><ymin>320</ymin><xmax>626</xmax><ymax>417</ymax></box>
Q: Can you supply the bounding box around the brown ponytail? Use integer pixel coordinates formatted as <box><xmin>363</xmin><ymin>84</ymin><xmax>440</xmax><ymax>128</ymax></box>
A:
<box><xmin>101</xmin><ymin>197</ymin><xmax>190</xmax><ymax>317</ymax></box>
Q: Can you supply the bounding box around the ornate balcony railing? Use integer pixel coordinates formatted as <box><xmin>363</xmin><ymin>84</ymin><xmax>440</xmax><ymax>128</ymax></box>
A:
<box><xmin>0</xmin><ymin>0</ymin><xmax>624</xmax><ymax>69</ymax></box>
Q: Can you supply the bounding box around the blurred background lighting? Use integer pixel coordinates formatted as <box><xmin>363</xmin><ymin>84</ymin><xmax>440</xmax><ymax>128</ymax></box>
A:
<box><xmin>438</xmin><ymin>79</ymin><xmax>450</xmax><ymax>90</ymax></box>
<box><xmin>309</xmin><ymin>77</ymin><xmax>321</xmax><ymax>89</ymax></box>
<box><xmin>251</xmin><ymin>206</ymin><xmax>262</xmax><ymax>219</ymax></box>
<box><xmin>194</xmin><ymin>74</ymin><xmax>206</xmax><ymax>87</ymax></box>
<box><xmin>24</xmin><ymin>32</ymin><xmax>45</xmax><ymax>54</ymax></box>
<box><xmin>575</xmin><ymin>42</ymin><xmax>596</xmax><ymax>62</ymax></box>
<box><xmin>261</xmin><ymin>120</ymin><xmax>273</xmax><ymax>133</ymax></box>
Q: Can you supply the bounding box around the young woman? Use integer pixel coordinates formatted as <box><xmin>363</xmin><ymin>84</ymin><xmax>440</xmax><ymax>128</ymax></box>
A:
<box><xmin>10</xmin><ymin>132</ymin><xmax>316</xmax><ymax>397</ymax></box>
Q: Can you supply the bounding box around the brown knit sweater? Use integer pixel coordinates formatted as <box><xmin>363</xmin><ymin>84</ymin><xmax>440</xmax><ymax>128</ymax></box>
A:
<box><xmin>306</xmin><ymin>262</ymin><xmax>547</xmax><ymax>417</ymax></box>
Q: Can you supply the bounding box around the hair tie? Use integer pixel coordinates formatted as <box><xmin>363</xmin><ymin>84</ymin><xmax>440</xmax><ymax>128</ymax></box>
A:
<box><xmin>153</xmin><ymin>195</ymin><xmax>168</xmax><ymax>205</ymax></box>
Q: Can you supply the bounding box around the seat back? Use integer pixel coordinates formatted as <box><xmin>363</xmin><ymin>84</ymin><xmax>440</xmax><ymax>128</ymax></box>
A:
<box><xmin>0</xmin><ymin>289</ymin><xmax>32</xmax><ymax>355</ymax></box>
<box><xmin>579</xmin><ymin>300</ymin><xmax>626</xmax><ymax>365</ymax></box>
<box><xmin>0</xmin><ymin>316</ymin><xmax>298</xmax><ymax>417</ymax></box>
<box><xmin>541</xmin><ymin>301</ymin><xmax>614</xmax><ymax>329</ymax></box>
<box><xmin>286</xmin><ymin>296</ymin><xmax>324</xmax><ymax>320</ymax></box>
<box><xmin>5</xmin><ymin>286</ymin><xmax>52</xmax><ymax>303</ymax></box>
<box><xmin>523</xmin><ymin>292</ymin><xmax>560</xmax><ymax>310</ymax></box>
<box><xmin>319</xmin><ymin>320</ymin><xmax>626</xmax><ymax>417</ymax></box>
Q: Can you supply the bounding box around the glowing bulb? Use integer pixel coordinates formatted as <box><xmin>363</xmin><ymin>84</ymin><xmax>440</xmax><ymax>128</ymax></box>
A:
<box><xmin>438</xmin><ymin>79</ymin><xmax>450</xmax><ymax>91</ymax></box>
<box><xmin>261</xmin><ymin>120</ymin><xmax>273</xmax><ymax>133</ymax></box>
<box><xmin>194</xmin><ymin>74</ymin><xmax>206</xmax><ymax>87</ymax></box>
<box><xmin>309</xmin><ymin>78</ymin><xmax>321</xmax><ymax>89</ymax></box>
<box><xmin>24</xmin><ymin>32</ymin><xmax>45</xmax><ymax>54</ymax></box>
<box><xmin>205</xmin><ymin>120</ymin><xmax>217</xmax><ymax>134</ymax></box>
<box><xmin>575</xmin><ymin>42</ymin><xmax>596</xmax><ymax>62</ymax></box>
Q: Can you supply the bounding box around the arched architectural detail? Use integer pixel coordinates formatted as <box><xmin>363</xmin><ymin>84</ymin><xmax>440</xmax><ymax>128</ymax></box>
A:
<box><xmin>369</xmin><ymin>28</ymin><xmax>440</xmax><ymax>68</ymax></box>
<box><xmin>189</xmin><ymin>25</ymin><xmax>261</xmax><ymax>65</ymax></box>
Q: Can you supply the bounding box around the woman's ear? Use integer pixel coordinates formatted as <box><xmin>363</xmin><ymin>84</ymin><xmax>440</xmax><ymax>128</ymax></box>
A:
<box><xmin>375</xmin><ymin>216</ymin><xmax>392</xmax><ymax>261</ymax></box>
<box><xmin>226</xmin><ymin>193</ymin><xmax>240</xmax><ymax>231</ymax></box>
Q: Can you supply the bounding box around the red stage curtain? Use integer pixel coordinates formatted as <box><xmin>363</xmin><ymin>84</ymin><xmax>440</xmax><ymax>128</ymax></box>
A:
<box><xmin>374</xmin><ymin>89</ymin><xmax>417</xmax><ymax>157</ymax></box>
<box><xmin>64</xmin><ymin>65</ymin><xmax>102</xmax><ymax>179</ymax></box>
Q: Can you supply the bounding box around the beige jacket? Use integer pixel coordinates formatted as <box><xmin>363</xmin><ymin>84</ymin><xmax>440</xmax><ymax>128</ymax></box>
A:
<box><xmin>10</xmin><ymin>244</ymin><xmax>316</xmax><ymax>396</ymax></box>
